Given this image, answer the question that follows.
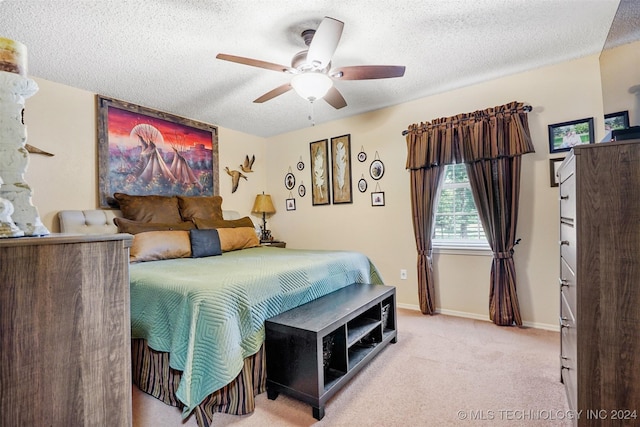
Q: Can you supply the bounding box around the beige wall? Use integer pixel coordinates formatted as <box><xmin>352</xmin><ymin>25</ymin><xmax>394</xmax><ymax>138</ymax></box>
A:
<box><xmin>265</xmin><ymin>54</ymin><xmax>606</xmax><ymax>330</ymax></box>
<box><xmin>19</xmin><ymin>53</ymin><xmax>611</xmax><ymax>329</ymax></box>
<box><xmin>25</xmin><ymin>79</ymin><xmax>98</xmax><ymax>229</ymax></box>
<box><xmin>600</xmin><ymin>40</ymin><xmax>640</xmax><ymax>127</ymax></box>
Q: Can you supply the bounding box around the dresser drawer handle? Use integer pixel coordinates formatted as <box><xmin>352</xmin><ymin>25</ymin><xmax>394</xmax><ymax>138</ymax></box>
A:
<box><xmin>559</xmin><ymin>278</ymin><xmax>569</xmax><ymax>287</ymax></box>
<box><xmin>561</xmin><ymin>365</ymin><xmax>571</xmax><ymax>371</ymax></box>
<box><xmin>560</xmin><ymin>240</ymin><xmax>570</xmax><ymax>246</ymax></box>
<box><xmin>560</xmin><ymin>195</ymin><xmax>569</xmax><ymax>200</ymax></box>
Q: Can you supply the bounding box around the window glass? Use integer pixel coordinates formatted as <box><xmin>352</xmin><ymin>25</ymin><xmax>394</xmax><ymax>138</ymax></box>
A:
<box><xmin>434</xmin><ymin>164</ymin><xmax>487</xmax><ymax>243</ymax></box>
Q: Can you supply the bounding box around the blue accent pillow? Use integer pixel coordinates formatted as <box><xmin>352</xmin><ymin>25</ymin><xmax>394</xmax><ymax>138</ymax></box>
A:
<box><xmin>190</xmin><ymin>229</ymin><xmax>222</xmax><ymax>258</ymax></box>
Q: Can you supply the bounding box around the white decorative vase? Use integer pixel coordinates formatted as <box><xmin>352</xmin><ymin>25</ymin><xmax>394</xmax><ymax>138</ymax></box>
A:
<box><xmin>0</xmin><ymin>175</ymin><xmax>23</xmax><ymax>238</ymax></box>
<box><xmin>0</xmin><ymin>38</ymin><xmax>49</xmax><ymax>236</ymax></box>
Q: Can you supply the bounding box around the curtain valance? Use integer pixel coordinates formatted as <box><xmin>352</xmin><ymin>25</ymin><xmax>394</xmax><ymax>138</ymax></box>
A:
<box><xmin>405</xmin><ymin>101</ymin><xmax>534</xmax><ymax>169</ymax></box>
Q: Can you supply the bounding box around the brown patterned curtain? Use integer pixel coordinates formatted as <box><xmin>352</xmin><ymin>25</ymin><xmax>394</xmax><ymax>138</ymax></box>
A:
<box><xmin>409</xmin><ymin>166</ymin><xmax>444</xmax><ymax>314</ymax></box>
<box><xmin>405</xmin><ymin>101</ymin><xmax>534</xmax><ymax>325</ymax></box>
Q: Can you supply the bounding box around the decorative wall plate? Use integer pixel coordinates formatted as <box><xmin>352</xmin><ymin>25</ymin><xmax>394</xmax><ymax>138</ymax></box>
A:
<box><xmin>369</xmin><ymin>159</ymin><xmax>384</xmax><ymax>180</ymax></box>
<box><xmin>358</xmin><ymin>178</ymin><xmax>367</xmax><ymax>193</ymax></box>
<box><xmin>284</xmin><ymin>172</ymin><xmax>295</xmax><ymax>190</ymax></box>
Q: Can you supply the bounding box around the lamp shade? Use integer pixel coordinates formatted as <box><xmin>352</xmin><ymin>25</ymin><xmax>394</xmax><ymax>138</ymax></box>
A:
<box><xmin>252</xmin><ymin>194</ymin><xmax>276</xmax><ymax>215</ymax></box>
<box><xmin>290</xmin><ymin>72</ymin><xmax>333</xmax><ymax>101</ymax></box>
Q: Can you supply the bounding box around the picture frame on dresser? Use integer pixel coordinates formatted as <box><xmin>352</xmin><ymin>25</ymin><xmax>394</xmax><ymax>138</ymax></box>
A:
<box><xmin>96</xmin><ymin>95</ymin><xmax>219</xmax><ymax>208</ymax></box>
<box><xmin>604</xmin><ymin>110</ymin><xmax>629</xmax><ymax>131</ymax></box>
<box><xmin>548</xmin><ymin>118</ymin><xmax>594</xmax><ymax>153</ymax></box>
<box><xmin>549</xmin><ymin>157</ymin><xmax>564</xmax><ymax>187</ymax></box>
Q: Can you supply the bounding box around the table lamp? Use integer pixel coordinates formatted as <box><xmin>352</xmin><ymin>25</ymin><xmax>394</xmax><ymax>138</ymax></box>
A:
<box><xmin>252</xmin><ymin>193</ymin><xmax>276</xmax><ymax>241</ymax></box>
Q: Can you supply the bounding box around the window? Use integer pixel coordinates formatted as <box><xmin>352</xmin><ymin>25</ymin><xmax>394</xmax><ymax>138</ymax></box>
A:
<box><xmin>433</xmin><ymin>164</ymin><xmax>489</xmax><ymax>253</ymax></box>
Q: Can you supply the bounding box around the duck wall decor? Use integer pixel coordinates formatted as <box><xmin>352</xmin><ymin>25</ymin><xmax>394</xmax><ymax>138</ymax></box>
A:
<box><xmin>240</xmin><ymin>155</ymin><xmax>255</xmax><ymax>173</ymax></box>
<box><xmin>225</xmin><ymin>154</ymin><xmax>255</xmax><ymax>193</ymax></box>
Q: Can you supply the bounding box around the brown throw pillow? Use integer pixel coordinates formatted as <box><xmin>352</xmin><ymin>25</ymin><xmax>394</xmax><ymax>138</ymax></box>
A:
<box><xmin>216</xmin><ymin>227</ymin><xmax>260</xmax><ymax>252</ymax></box>
<box><xmin>178</xmin><ymin>196</ymin><xmax>224</xmax><ymax>222</ymax></box>
<box><xmin>193</xmin><ymin>216</ymin><xmax>254</xmax><ymax>229</ymax></box>
<box><xmin>113</xmin><ymin>193</ymin><xmax>182</xmax><ymax>223</ymax></box>
<box><xmin>129</xmin><ymin>230</ymin><xmax>192</xmax><ymax>263</ymax></box>
<box><xmin>114</xmin><ymin>217</ymin><xmax>195</xmax><ymax>235</ymax></box>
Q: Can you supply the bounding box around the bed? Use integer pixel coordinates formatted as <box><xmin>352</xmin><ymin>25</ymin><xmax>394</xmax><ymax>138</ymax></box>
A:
<box><xmin>58</xmin><ymin>197</ymin><xmax>383</xmax><ymax>427</ymax></box>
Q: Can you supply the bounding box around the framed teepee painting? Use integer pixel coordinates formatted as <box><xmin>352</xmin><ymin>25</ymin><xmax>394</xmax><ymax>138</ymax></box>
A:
<box><xmin>97</xmin><ymin>95</ymin><xmax>219</xmax><ymax>208</ymax></box>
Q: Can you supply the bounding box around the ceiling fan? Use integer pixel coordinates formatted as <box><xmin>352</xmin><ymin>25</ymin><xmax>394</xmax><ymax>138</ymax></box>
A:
<box><xmin>216</xmin><ymin>16</ymin><xmax>406</xmax><ymax>109</ymax></box>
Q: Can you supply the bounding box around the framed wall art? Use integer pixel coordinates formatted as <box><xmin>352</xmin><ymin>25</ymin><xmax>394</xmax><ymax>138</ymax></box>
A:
<box><xmin>549</xmin><ymin>157</ymin><xmax>565</xmax><ymax>188</ymax></box>
<box><xmin>358</xmin><ymin>176</ymin><xmax>367</xmax><ymax>193</ymax></box>
<box><xmin>370</xmin><ymin>160</ymin><xmax>384</xmax><ymax>180</ymax></box>
<box><xmin>548</xmin><ymin>117</ymin><xmax>594</xmax><ymax>153</ymax></box>
<box><xmin>604</xmin><ymin>111</ymin><xmax>629</xmax><ymax>131</ymax></box>
<box><xmin>357</xmin><ymin>146</ymin><xmax>367</xmax><ymax>162</ymax></box>
<box><xmin>330</xmin><ymin>134</ymin><xmax>353</xmax><ymax>204</ymax></box>
<box><xmin>369</xmin><ymin>151</ymin><xmax>384</xmax><ymax>180</ymax></box>
<box><xmin>284</xmin><ymin>171</ymin><xmax>295</xmax><ymax>190</ymax></box>
<box><xmin>371</xmin><ymin>191</ymin><xmax>385</xmax><ymax>207</ymax></box>
<box><xmin>310</xmin><ymin>139</ymin><xmax>331</xmax><ymax>206</ymax></box>
<box><xmin>286</xmin><ymin>198</ymin><xmax>296</xmax><ymax>211</ymax></box>
<box><xmin>97</xmin><ymin>95</ymin><xmax>218</xmax><ymax>208</ymax></box>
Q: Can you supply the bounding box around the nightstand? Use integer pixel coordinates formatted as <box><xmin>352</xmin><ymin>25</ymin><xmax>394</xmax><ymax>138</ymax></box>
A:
<box><xmin>261</xmin><ymin>240</ymin><xmax>286</xmax><ymax>248</ymax></box>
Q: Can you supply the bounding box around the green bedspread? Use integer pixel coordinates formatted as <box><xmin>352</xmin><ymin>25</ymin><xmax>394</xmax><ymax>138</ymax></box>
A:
<box><xmin>129</xmin><ymin>246</ymin><xmax>383</xmax><ymax>417</ymax></box>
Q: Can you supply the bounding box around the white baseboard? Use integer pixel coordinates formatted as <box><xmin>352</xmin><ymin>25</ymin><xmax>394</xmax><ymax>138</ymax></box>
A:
<box><xmin>396</xmin><ymin>302</ymin><xmax>422</xmax><ymax>311</ymax></box>
<box><xmin>396</xmin><ymin>303</ymin><xmax>559</xmax><ymax>332</ymax></box>
<box><xmin>521</xmin><ymin>320</ymin><xmax>559</xmax><ymax>332</ymax></box>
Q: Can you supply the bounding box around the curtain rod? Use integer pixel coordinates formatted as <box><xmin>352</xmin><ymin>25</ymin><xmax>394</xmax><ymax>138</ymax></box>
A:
<box><xmin>401</xmin><ymin>105</ymin><xmax>532</xmax><ymax>136</ymax></box>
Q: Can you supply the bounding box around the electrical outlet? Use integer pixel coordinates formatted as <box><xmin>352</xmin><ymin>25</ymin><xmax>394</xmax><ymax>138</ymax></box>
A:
<box><xmin>400</xmin><ymin>269</ymin><xmax>407</xmax><ymax>280</ymax></box>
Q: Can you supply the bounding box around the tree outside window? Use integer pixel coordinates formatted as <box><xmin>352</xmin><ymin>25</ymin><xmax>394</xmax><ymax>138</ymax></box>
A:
<box><xmin>434</xmin><ymin>164</ymin><xmax>486</xmax><ymax>242</ymax></box>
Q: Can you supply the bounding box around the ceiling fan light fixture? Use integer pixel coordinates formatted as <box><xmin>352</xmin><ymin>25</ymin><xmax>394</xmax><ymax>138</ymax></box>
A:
<box><xmin>216</xmin><ymin>16</ymin><xmax>405</xmax><ymax>109</ymax></box>
<box><xmin>291</xmin><ymin>72</ymin><xmax>333</xmax><ymax>101</ymax></box>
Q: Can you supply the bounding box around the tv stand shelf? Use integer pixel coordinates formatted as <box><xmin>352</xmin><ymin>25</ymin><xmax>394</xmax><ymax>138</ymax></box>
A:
<box><xmin>265</xmin><ymin>283</ymin><xmax>397</xmax><ymax>420</ymax></box>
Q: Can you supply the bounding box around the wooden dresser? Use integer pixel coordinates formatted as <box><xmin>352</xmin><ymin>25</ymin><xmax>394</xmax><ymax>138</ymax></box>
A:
<box><xmin>0</xmin><ymin>234</ymin><xmax>133</xmax><ymax>426</ymax></box>
<box><xmin>557</xmin><ymin>140</ymin><xmax>640</xmax><ymax>425</ymax></box>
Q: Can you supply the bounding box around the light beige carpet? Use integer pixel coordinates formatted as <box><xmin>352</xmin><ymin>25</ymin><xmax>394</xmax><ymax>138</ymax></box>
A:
<box><xmin>133</xmin><ymin>308</ymin><xmax>570</xmax><ymax>426</ymax></box>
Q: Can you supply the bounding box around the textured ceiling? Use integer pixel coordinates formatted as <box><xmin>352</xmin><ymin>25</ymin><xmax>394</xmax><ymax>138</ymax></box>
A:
<box><xmin>1</xmin><ymin>0</ymin><xmax>637</xmax><ymax>138</ymax></box>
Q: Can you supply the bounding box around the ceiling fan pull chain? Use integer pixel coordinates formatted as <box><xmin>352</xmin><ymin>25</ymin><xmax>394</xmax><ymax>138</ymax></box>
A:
<box><xmin>308</xmin><ymin>100</ymin><xmax>316</xmax><ymax>126</ymax></box>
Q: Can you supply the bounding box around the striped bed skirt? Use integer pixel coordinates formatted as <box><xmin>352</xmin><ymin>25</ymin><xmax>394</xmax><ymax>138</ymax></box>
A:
<box><xmin>131</xmin><ymin>339</ymin><xmax>266</xmax><ymax>427</ymax></box>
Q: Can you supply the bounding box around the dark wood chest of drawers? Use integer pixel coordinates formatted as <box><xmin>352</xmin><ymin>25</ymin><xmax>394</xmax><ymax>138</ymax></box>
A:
<box><xmin>557</xmin><ymin>140</ymin><xmax>640</xmax><ymax>425</ymax></box>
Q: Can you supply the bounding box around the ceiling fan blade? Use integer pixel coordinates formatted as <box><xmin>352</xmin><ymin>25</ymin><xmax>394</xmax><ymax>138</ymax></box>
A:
<box><xmin>253</xmin><ymin>83</ymin><xmax>293</xmax><ymax>103</ymax></box>
<box><xmin>331</xmin><ymin>65</ymin><xmax>406</xmax><ymax>80</ymax></box>
<box><xmin>306</xmin><ymin>17</ymin><xmax>344</xmax><ymax>69</ymax></box>
<box><xmin>216</xmin><ymin>53</ymin><xmax>295</xmax><ymax>73</ymax></box>
<box><xmin>323</xmin><ymin>86</ymin><xmax>347</xmax><ymax>109</ymax></box>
